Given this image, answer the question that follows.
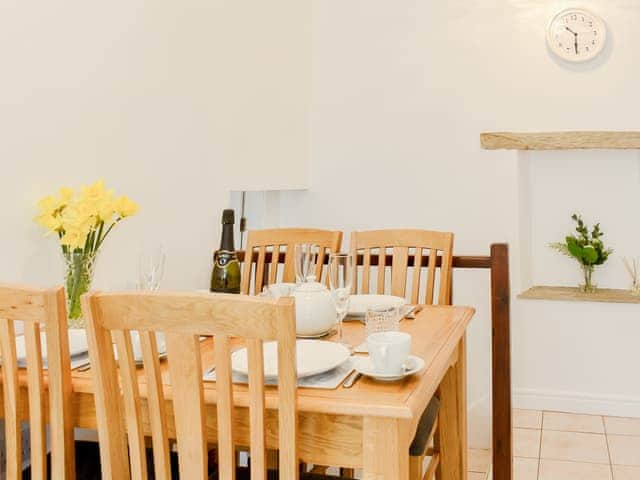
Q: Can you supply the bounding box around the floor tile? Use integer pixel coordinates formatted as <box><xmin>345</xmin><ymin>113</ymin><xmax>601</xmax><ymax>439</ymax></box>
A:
<box><xmin>605</xmin><ymin>416</ymin><xmax>640</xmax><ymax>436</ymax></box>
<box><xmin>469</xmin><ymin>473</ymin><xmax>486</xmax><ymax>480</ymax></box>
<box><xmin>468</xmin><ymin>448</ymin><xmax>491</xmax><ymax>473</ymax></box>
<box><xmin>538</xmin><ymin>459</ymin><xmax>612</xmax><ymax>480</ymax></box>
<box><xmin>514</xmin><ymin>457</ymin><xmax>538</xmax><ymax>480</ymax></box>
<box><xmin>612</xmin><ymin>465</ymin><xmax>640</xmax><ymax>480</ymax></box>
<box><xmin>514</xmin><ymin>428</ymin><xmax>541</xmax><ymax>458</ymax></box>
<box><xmin>540</xmin><ymin>430</ymin><xmax>609</xmax><ymax>464</ymax></box>
<box><xmin>514</xmin><ymin>409</ymin><xmax>543</xmax><ymax>429</ymax></box>
<box><xmin>607</xmin><ymin>435</ymin><xmax>640</xmax><ymax>466</ymax></box>
<box><xmin>543</xmin><ymin>411</ymin><xmax>605</xmax><ymax>434</ymax></box>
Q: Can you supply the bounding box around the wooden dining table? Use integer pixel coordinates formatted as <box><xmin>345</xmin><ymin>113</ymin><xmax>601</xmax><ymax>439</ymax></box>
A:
<box><xmin>4</xmin><ymin>304</ymin><xmax>474</xmax><ymax>480</ymax></box>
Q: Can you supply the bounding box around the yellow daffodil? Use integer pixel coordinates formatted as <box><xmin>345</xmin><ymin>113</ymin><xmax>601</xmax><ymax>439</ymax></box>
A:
<box><xmin>35</xmin><ymin>212</ymin><xmax>63</xmax><ymax>234</ymax></box>
<box><xmin>115</xmin><ymin>195</ymin><xmax>139</xmax><ymax>218</ymax></box>
<box><xmin>79</xmin><ymin>180</ymin><xmax>107</xmax><ymax>202</ymax></box>
<box><xmin>35</xmin><ymin>180</ymin><xmax>138</xmax><ymax>252</ymax></box>
<box><xmin>60</xmin><ymin>227</ymin><xmax>89</xmax><ymax>250</ymax></box>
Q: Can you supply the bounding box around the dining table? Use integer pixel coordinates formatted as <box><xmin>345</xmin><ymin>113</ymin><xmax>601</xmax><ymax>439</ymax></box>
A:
<box><xmin>1</xmin><ymin>304</ymin><xmax>474</xmax><ymax>480</ymax></box>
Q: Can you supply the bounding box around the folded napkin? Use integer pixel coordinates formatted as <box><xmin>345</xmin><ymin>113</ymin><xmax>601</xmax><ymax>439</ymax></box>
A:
<box><xmin>204</xmin><ymin>357</ymin><xmax>355</xmax><ymax>390</ymax></box>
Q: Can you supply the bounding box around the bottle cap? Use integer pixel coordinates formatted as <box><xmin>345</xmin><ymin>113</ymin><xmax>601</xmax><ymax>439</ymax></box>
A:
<box><xmin>222</xmin><ymin>209</ymin><xmax>235</xmax><ymax>224</ymax></box>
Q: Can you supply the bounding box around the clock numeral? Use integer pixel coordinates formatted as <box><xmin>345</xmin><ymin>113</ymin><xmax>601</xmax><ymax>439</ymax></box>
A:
<box><xmin>594</xmin><ymin>30</ymin><xmax>598</xmax><ymax>35</ymax></box>
<box><xmin>592</xmin><ymin>40</ymin><xmax>596</xmax><ymax>45</ymax></box>
<box><xmin>571</xmin><ymin>14</ymin><xmax>577</xmax><ymax>20</ymax></box>
<box><xmin>585</xmin><ymin>46</ymin><xmax>590</xmax><ymax>52</ymax></box>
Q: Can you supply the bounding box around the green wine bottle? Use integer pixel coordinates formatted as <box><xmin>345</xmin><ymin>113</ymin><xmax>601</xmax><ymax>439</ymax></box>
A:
<box><xmin>210</xmin><ymin>209</ymin><xmax>241</xmax><ymax>293</ymax></box>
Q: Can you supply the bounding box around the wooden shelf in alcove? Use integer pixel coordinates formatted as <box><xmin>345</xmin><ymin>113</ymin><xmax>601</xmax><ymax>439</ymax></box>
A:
<box><xmin>518</xmin><ymin>285</ymin><xmax>640</xmax><ymax>304</ymax></box>
<box><xmin>480</xmin><ymin>131</ymin><xmax>640</xmax><ymax>150</ymax></box>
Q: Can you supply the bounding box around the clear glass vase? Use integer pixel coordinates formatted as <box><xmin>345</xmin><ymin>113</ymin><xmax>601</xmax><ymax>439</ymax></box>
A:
<box><xmin>579</xmin><ymin>264</ymin><xmax>596</xmax><ymax>293</ymax></box>
<box><xmin>63</xmin><ymin>250</ymin><xmax>97</xmax><ymax>328</ymax></box>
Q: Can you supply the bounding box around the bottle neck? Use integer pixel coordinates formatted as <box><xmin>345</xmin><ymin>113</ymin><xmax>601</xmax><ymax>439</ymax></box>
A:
<box><xmin>220</xmin><ymin>223</ymin><xmax>235</xmax><ymax>251</ymax></box>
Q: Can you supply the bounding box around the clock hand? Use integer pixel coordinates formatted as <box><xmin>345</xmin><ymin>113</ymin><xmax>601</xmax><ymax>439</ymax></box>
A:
<box><xmin>574</xmin><ymin>34</ymin><xmax>578</xmax><ymax>54</ymax></box>
<box><xmin>565</xmin><ymin>26</ymin><xmax>577</xmax><ymax>35</ymax></box>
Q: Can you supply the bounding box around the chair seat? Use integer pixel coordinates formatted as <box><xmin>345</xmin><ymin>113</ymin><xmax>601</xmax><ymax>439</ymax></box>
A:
<box><xmin>409</xmin><ymin>396</ymin><xmax>440</xmax><ymax>456</ymax></box>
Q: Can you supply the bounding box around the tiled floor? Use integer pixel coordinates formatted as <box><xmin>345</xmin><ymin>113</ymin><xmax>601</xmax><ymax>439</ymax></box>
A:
<box><xmin>512</xmin><ymin>409</ymin><xmax>640</xmax><ymax>480</ymax></box>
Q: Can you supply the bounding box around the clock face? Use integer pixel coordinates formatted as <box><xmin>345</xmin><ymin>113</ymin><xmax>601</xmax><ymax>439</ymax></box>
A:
<box><xmin>547</xmin><ymin>9</ymin><xmax>606</xmax><ymax>63</ymax></box>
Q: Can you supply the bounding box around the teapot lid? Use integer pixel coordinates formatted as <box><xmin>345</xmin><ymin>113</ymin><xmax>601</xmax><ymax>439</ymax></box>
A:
<box><xmin>295</xmin><ymin>281</ymin><xmax>328</xmax><ymax>293</ymax></box>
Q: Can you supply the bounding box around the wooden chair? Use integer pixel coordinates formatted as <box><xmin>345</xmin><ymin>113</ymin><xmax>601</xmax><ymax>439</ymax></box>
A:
<box><xmin>350</xmin><ymin>229</ymin><xmax>454</xmax><ymax>480</ymax></box>
<box><xmin>0</xmin><ymin>285</ymin><xmax>75</xmax><ymax>480</ymax></box>
<box><xmin>83</xmin><ymin>291</ymin><xmax>312</xmax><ymax>480</ymax></box>
<box><xmin>350</xmin><ymin>229</ymin><xmax>454</xmax><ymax>305</ymax></box>
<box><xmin>241</xmin><ymin>228</ymin><xmax>343</xmax><ymax>295</ymax></box>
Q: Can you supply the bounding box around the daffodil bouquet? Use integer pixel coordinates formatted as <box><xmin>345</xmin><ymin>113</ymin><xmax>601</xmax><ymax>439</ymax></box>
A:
<box><xmin>35</xmin><ymin>180</ymin><xmax>138</xmax><ymax>324</ymax></box>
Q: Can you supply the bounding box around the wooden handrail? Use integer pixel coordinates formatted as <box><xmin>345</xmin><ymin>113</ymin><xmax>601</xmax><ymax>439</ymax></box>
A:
<box><xmin>236</xmin><ymin>251</ymin><xmax>492</xmax><ymax>269</ymax></box>
<box><xmin>236</xmin><ymin>243</ymin><xmax>512</xmax><ymax>480</ymax></box>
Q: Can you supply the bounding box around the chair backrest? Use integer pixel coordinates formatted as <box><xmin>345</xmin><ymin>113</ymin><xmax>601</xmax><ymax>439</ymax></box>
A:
<box><xmin>241</xmin><ymin>228</ymin><xmax>343</xmax><ymax>294</ymax></box>
<box><xmin>0</xmin><ymin>284</ymin><xmax>75</xmax><ymax>480</ymax></box>
<box><xmin>350</xmin><ymin>229</ymin><xmax>454</xmax><ymax>305</ymax></box>
<box><xmin>81</xmin><ymin>291</ymin><xmax>298</xmax><ymax>480</ymax></box>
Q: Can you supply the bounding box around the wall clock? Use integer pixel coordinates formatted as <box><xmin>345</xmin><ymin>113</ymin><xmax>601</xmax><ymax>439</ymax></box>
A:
<box><xmin>547</xmin><ymin>8</ymin><xmax>606</xmax><ymax>63</ymax></box>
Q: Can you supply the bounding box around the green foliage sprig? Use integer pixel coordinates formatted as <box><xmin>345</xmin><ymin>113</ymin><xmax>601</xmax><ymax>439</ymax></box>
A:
<box><xmin>550</xmin><ymin>213</ymin><xmax>613</xmax><ymax>266</ymax></box>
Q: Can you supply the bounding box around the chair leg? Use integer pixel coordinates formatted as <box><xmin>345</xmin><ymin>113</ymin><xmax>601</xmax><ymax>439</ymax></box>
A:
<box><xmin>409</xmin><ymin>454</ymin><xmax>424</xmax><ymax>480</ymax></box>
<box><xmin>424</xmin><ymin>453</ymin><xmax>440</xmax><ymax>480</ymax></box>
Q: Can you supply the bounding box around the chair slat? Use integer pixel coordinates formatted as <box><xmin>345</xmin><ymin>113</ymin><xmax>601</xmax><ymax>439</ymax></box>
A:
<box><xmin>82</xmin><ymin>295</ymin><xmax>131</xmax><ymax>480</ymax></box>
<box><xmin>277</xmin><ymin>307</ymin><xmax>298</xmax><ymax>480</ymax></box>
<box><xmin>214</xmin><ymin>335</ymin><xmax>236</xmax><ymax>480</ymax></box>
<box><xmin>113</xmin><ymin>330</ymin><xmax>148</xmax><ymax>480</ymax></box>
<box><xmin>361</xmin><ymin>248</ymin><xmax>371</xmax><ymax>294</ymax></box>
<box><xmin>425</xmin><ymin>248</ymin><xmax>438</xmax><ymax>305</ymax></box>
<box><xmin>247</xmin><ymin>339</ymin><xmax>266</xmax><ymax>480</ymax></box>
<box><xmin>255</xmin><ymin>247</ymin><xmax>267</xmax><ymax>294</ymax></box>
<box><xmin>410</xmin><ymin>248</ymin><xmax>423</xmax><ymax>305</ymax></box>
<box><xmin>0</xmin><ymin>319</ymin><xmax>22</xmax><ymax>480</ymax></box>
<box><xmin>269</xmin><ymin>246</ymin><xmax>280</xmax><ymax>285</ymax></box>
<box><xmin>391</xmin><ymin>247</ymin><xmax>409</xmax><ymax>298</ymax></box>
<box><xmin>438</xmin><ymin>244</ymin><xmax>454</xmax><ymax>305</ymax></box>
<box><xmin>139</xmin><ymin>331</ymin><xmax>171</xmax><ymax>480</ymax></box>
<box><xmin>44</xmin><ymin>287</ymin><xmax>75</xmax><ymax>480</ymax></box>
<box><xmin>24</xmin><ymin>322</ymin><xmax>46</xmax><ymax>480</ymax></box>
<box><xmin>376</xmin><ymin>247</ymin><xmax>387</xmax><ymax>294</ymax></box>
<box><xmin>166</xmin><ymin>333</ymin><xmax>208</xmax><ymax>480</ymax></box>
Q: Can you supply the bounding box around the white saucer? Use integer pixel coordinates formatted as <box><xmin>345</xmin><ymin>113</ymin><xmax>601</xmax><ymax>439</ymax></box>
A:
<box><xmin>353</xmin><ymin>355</ymin><xmax>425</xmax><ymax>382</ymax></box>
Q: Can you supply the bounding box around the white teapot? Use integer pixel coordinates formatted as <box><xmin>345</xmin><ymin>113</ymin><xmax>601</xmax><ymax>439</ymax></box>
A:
<box><xmin>292</xmin><ymin>282</ymin><xmax>337</xmax><ymax>337</ymax></box>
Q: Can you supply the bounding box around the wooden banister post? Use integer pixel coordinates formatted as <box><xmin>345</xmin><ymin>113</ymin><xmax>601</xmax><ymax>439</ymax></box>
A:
<box><xmin>490</xmin><ymin>243</ymin><xmax>512</xmax><ymax>480</ymax></box>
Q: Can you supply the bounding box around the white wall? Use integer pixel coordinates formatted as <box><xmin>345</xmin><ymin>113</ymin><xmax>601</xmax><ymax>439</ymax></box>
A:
<box><xmin>0</xmin><ymin>2</ymin><xmax>310</xmax><ymax>289</ymax></box>
<box><xmin>276</xmin><ymin>0</ymin><xmax>640</xmax><ymax>446</ymax></box>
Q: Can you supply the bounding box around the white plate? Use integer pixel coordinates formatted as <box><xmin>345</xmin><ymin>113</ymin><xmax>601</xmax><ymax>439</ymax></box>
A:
<box><xmin>347</xmin><ymin>294</ymin><xmax>406</xmax><ymax>317</ymax></box>
<box><xmin>16</xmin><ymin>329</ymin><xmax>88</xmax><ymax>361</ymax></box>
<box><xmin>231</xmin><ymin>340</ymin><xmax>350</xmax><ymax>379</ymax></box>
<box><xmin>353</xmin><ymin>355</ymin><xmax>425</xmax><ymax>382</ymax></box>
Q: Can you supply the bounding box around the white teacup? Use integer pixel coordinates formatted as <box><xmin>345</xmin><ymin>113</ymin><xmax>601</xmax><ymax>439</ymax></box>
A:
<box><xmin>366</xmin><ymin>331</ymin><xmax>411</xmax><ymax>375</ymax></box>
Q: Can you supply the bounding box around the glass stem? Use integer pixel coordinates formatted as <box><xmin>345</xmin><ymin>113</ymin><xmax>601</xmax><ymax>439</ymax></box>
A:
<box><xmin>337</xmin><ymin>312</ymin><xmax>343</xmax><ymax>342</ymax></box>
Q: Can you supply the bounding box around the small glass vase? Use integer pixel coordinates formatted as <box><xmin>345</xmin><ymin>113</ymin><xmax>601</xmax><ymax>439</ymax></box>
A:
<box><xmin>63</xmin><ymin>250</ymin><xmax>97</xmax><ymax>328</ymax></box>
<box><xmin>579</xmin><ymin>264</ymin><xmax>596</xmax><ymax>293</ymax></box>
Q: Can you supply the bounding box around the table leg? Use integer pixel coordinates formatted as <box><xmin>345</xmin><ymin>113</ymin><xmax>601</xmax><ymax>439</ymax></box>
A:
<box><xmin>438</xmin><ymin>337</ymin><xmax>467</xmax><ymax>480</ymax></box>
<box><xmin>362</xmin><ymin>417</ymin><xmax>409</xmax><ymax>480</ymax></box>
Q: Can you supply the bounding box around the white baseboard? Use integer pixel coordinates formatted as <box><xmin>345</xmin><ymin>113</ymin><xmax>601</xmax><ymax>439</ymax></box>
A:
<box><xmin>515</xmin><ymin>388</ymin><xmax>640</xmax><ymax>418</ymax></box>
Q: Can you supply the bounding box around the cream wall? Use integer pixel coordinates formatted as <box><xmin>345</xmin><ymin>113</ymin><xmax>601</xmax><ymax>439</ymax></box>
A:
<box><xmin>0</xmin><ymin>2</ymin><xmax>310</xmax><ymax>289</ymax></box>
<box><xmin>277</xmin><ymin>0</ymin><xmax>640</xmax><ymax>446</ymax></box>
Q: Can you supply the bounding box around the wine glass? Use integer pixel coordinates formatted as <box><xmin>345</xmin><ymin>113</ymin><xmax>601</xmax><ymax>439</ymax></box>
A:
<box><xmin>328</xmin><ymin>253</ymin><xmax>354</xmax><ymax>345</ymax></box>
<box><xmin>138</xmin><ymin>245</ymin><xmax>166</xmax><ymax>291</ymax></box>
<box><xmin>294</xmin><ymin>244</ymin><xmax>318</xmax><ymax>283</ymax></box>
